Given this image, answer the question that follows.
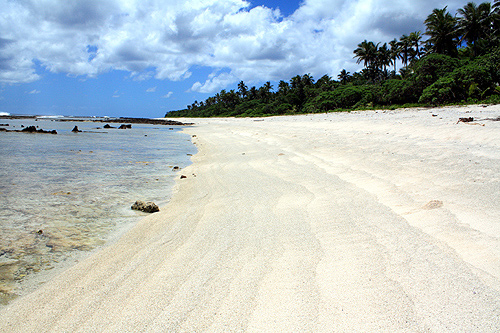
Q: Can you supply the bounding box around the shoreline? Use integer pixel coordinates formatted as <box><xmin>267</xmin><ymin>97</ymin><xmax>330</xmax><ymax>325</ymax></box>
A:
<box><xmin>1</xmin><ymin>105</ymin><xmax>500</xmax><ymax>331</ymax></box>
<box><xmin>0</xmin><ymin>121</ymin><xmax>196</xmax><ymax>307</ymax></box>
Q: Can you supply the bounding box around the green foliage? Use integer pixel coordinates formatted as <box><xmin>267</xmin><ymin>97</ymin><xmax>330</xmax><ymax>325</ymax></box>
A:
<box><xmin>411</xmin><ymin>53</ymin><xmax>459</xmax><ymax>89</ymax></box>
<box><xmin>419</xmin><ymin>47</ymin><xmax>500</xmax><ymax>104</ymax></box>
<box><xmin>380</xmin><ymin>79</ymin><xmax>418</xmax><ymax>105</ymax></box>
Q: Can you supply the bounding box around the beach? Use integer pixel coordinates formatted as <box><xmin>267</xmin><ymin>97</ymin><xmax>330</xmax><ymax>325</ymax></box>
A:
<box><xmin>1</xmin><ymin>105</ymin><xmax>500</xmax><ymax>331</ymax></box>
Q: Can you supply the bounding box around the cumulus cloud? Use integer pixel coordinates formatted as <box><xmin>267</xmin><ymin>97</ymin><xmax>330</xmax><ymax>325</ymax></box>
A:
<box><xmin>190</xmin><ymin>72</ymin><xmax>238</xmax><ymax>93</ymax></box>
<box><xmin>162</xmin><ymin>91</ymin><xmax>174</xmax><ymax>98</ymax></box>
<box><xmin>1</xmin><ymin>0</ymin><xmax>469</xmax><ymax>91</ymax></box>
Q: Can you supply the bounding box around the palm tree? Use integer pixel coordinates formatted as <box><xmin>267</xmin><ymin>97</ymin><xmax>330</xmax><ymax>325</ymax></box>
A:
<box><xmin>377</xmin><ymin>43</ymin><xmax>392</xmax><ymax>75</ymax></box>
<box><xmin>237</xmin><ymin>80</ymin><xmax>248</xmax><ymax>99</ymax></box>
<box><xmin>424</xmin><ymin>7</ymin><xmax>459</xmax><ymax>56</ymax></box>
<box><xmin>316</xmin><ymin>74</ymin><xmax>333</xmax><ymax>90</ymax></box>
<box><xmin>248</xmin><ymin>86</ymin><xmax>258</xmax><ymax>100</ymax></box>
<box><xmin>290</xmin><ymin>75</ymin><xmax>302</xmax><ymax>89</ymax></box>
<box><xmin>399</xmin><ymin>34</ymin><xmax>412</xmax><ymax>68</ymax></box>
<box><xmin>301</xmin><ymin>74</ymin><xmax>314</xmax><ymax>86</ymax></box>
<box><xmin>353</xmin><ymin>40</ymin><xmax>379</xmax><ymax>70</ymax></box>
<box><xmin>389</xmin><ymin>38</ymin><xmax>401</xmax><ymax>73</ymax></box>
<box><xmin>259</xmin><ymin>81</ymin><xmax>273</xmax><ymax>102</ymax></box>
<box><xmin>409</xmin><ymin>31</ymin><xmax>423</xmax><ymax>60</ymax></box>
<box><xmin>493</xmin><ymin>0</ymin><xmax>500</xmax><ymax>39</ymax></box>
<box><xmin>457</xmin><ymin>2</ymin><xmax>494</xmax><ymax>57</ymax></box>
<box><xmin>277</xmin><ymin>80</ymin><xmax>290</xmax><ymax>95</ymax></box>
<box><xmin>338</xmin><ymin>69</ymin><xmax>351</xmax><ymax>85</ymax></box>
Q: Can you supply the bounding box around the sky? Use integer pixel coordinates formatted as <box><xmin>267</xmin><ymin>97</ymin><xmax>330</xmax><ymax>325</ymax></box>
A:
<box><xmin>0</xmin><ymin>0</ymin><xmax>471</xmax><ymax>118</ymax></box>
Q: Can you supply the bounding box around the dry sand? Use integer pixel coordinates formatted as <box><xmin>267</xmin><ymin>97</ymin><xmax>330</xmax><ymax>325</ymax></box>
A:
<box><xmin>1</xmin><ymin>105</ymin><xmax>500</xmax><ymax>331</ymax></box>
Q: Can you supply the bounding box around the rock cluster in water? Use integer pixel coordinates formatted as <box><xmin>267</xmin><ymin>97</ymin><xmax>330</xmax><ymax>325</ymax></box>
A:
<box><xmin>131</xmin><ymin>200</ymin><xmax>160</xmax><ymax>213</ymax></box>
<box><xmin>0</xmin><ymin>125</ymin><xmax>57</xmax><ymax>134</ymax></box>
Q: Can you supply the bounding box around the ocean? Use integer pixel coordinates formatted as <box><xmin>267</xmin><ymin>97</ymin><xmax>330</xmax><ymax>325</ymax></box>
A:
<box><xmin>0</xmin><ymin>117</ymin><xmax>196</xmax><ymax>305</ymax></box>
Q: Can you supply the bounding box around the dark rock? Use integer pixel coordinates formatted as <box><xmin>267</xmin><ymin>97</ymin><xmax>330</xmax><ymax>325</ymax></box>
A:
<box><xmin>103</xmin><ymin>124</ymin><xmax>115</xmax><ymax>128</ymax></box>
<box><xmin>19</xmin><ymin>126</ymin><xmax>57</xmax><ymax>134</ymax></box>
<box><xmin>0</xmin><ymin>123</ymin><xmax>8</xmax><ymax>126</ymax></box>
<box><xmin>118</xmin><ymin>124</ymin><xmax>132</xmax><ymax>129</ymax></box>
<box><xmin>458</xmin><ymin>117</ymin><xmax>474</xmax><ymax>123</ymax></box>
<box><xmin>71</xmin><ymin>126</ymin><xmax>81</xmax><ymax>132</ymax></box>
<box><xmin>131</xmin><ymin>200</ymin><xmax>160</xmax><ymax>213</ymax></box>
<box><xmin>180</xmin><ymin>175</ymin><xmax>187</xmax><ymax>179</ymax></box>
<box><xmin>22</xmin><ymin>126</ymin><xmax>35</xmax><ymax>132</ymax></box>
<box><xmin>172</xmin><ymin>166</ymin><xmax>180</xmax><ymax>171</ymax></box>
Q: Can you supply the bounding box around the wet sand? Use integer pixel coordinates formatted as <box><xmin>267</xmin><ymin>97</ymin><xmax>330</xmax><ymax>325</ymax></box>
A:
<box><xmin>1</xmin><ymin>105</ymin><xmax>500</xmax><ymax>331</ymax></box>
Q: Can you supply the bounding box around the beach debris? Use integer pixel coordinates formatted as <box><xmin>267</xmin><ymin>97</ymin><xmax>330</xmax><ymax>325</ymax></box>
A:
<box><xmin>52</xmin><ymin>191</ymin><xmax>71</xmax><ymax>195</ymax></box>
<box><xmin>457</xmin><ymin>117</ymin><xmax>485</xmax><ymax>126</ymax></box>
<box><xmin>131</xmin><ymin>200</ymin><xmax>160</xmax><ymax>213</ymax></box>
<box><xmin>71</xmin><ymin>126</ymin><xmax>81</xmax><ymax>133</ymax></box>
<box><xmin>118</xmin><ymin>124</ymin><xmax>132</xmax><ymax>129</ymax></box>
<box><xmin>422</xmin><ymin>200</ymin><xmax>443</xmax><ymax>210</ymax></box>
<box><xmin>180</xmin><ymin>175</ymin><xmax>187</xmax><ymax>179</ymax></box>
<box><xmin>484</xmin><ymin>116</ymin><xmax>500</xmax><ymax>121</ymax></box>
<box><xmin>172</xmin><ymin>166</ymin><xmax>181</xmax><ymax>171</ymax></box>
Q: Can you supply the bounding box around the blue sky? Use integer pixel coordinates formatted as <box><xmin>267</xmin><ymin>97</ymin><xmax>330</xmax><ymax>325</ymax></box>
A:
<box><xmin>0</xmin><ymin>0</ymin><xmax>469</xmax><ymax>118</ymax></box>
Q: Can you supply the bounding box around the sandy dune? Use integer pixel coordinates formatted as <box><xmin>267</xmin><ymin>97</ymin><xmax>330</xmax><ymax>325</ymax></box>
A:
<box><xmin>1</xmin><ymin>105</ymin><xmax>500</xmax><ymax>331</ymax></box>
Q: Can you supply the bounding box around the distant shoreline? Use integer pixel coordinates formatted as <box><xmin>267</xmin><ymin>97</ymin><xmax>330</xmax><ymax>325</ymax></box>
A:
<box><xmin>0</xmin><ymin>115</ymin><xmax>193</xmax><ymax>126</ymax></box>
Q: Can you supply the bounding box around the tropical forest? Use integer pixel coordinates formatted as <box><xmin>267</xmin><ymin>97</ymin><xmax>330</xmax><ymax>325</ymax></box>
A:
<box><xmin>167</xmin><ymin>1</ymin><xmax>500</xmax><ymax>117</ymax></box>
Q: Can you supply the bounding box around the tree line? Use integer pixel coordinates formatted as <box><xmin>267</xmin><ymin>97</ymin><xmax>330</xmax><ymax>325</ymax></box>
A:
<box><xmin>167</xmin><ymin>1</ymin><xmax>500</xmax><ymax>117</ymax></box>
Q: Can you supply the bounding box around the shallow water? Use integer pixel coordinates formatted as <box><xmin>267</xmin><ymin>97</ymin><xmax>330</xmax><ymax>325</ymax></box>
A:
<box><xmin>0</xmin><ymin>118</ymin><xmax>195</xmax><ymax>304</ymax></box>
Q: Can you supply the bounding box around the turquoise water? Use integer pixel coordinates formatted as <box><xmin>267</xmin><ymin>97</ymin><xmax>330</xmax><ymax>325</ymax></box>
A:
<box><xmin>0</xmin><ymin>118</ymin><xmax>195</xmax><ymax>304</ymax></box>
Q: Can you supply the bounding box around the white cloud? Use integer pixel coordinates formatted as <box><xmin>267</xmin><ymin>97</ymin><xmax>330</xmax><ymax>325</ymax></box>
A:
<box><xmin>1</xmin><ymin>0</ymin><xmax>470</xmax><ymax>91</ymax></box>
<box><xmin>190</xmin><ymin>72</ymin><xmax>238</xmax><ymax>93</ymax></box>
<box><xmin>162</xmin><ymin>91</ymin><xmax>174</xmax><ymax>98</ymax></box>
<box><xmin>28</xmin><ymin>89</ymin><xmax>41</xmax><ymax>94</ymax></box>
<box><xmin>146</xmin><ymin>86</ymin><xmax>157</xmax><ymax>93</ymax></box>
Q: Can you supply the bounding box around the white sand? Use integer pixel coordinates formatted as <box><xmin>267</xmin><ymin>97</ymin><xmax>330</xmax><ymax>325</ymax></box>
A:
<box><xmin>1</xmin><ymin>105</ymin><xmax>500</xmax><ymax>331</ymax></box>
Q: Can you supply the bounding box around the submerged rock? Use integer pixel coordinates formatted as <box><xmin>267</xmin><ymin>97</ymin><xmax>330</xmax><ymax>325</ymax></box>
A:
<box><xmin>118</xmin><ymin>124</ymin><xmax>132</xmax><ymax>129</ymax></box>
<box><xmin>131</xmin><ymin>200</ymin><xmax>160</xmax><ymax>213</ymax></box>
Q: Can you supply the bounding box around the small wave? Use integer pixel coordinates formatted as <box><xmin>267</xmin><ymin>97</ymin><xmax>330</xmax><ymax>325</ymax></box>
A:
<box><xmin>0</xmin><ymin>112</ymin><xmax>10</xmax><ymax>116</ymax></box>
<box><xmin>36</xmin><ymin>115</ymin><xmax>64</xmax><ymax>119</ymax></box>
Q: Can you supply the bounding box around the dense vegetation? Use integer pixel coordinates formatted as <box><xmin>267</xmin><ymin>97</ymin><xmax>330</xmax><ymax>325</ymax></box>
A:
<box><xmin>167</xmin><ymin>1</ymin><xmax>500</xmax><ymax>117</ymax></box>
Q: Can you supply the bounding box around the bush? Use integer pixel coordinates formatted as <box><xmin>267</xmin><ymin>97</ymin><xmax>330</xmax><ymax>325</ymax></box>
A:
<box><xmin>380</xmin><ymin>79</ymin><xmax>419</xmax><ymax>105</ymax></box>
<box><xmin>411</xmin><ymin>53</ymin><xmax>459</xmax><ymax>89</ymax></box>
<box><xmin>419</xmin><ymin>56</ymin><xmax>497</xmax><ymax>105</ymax></box>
